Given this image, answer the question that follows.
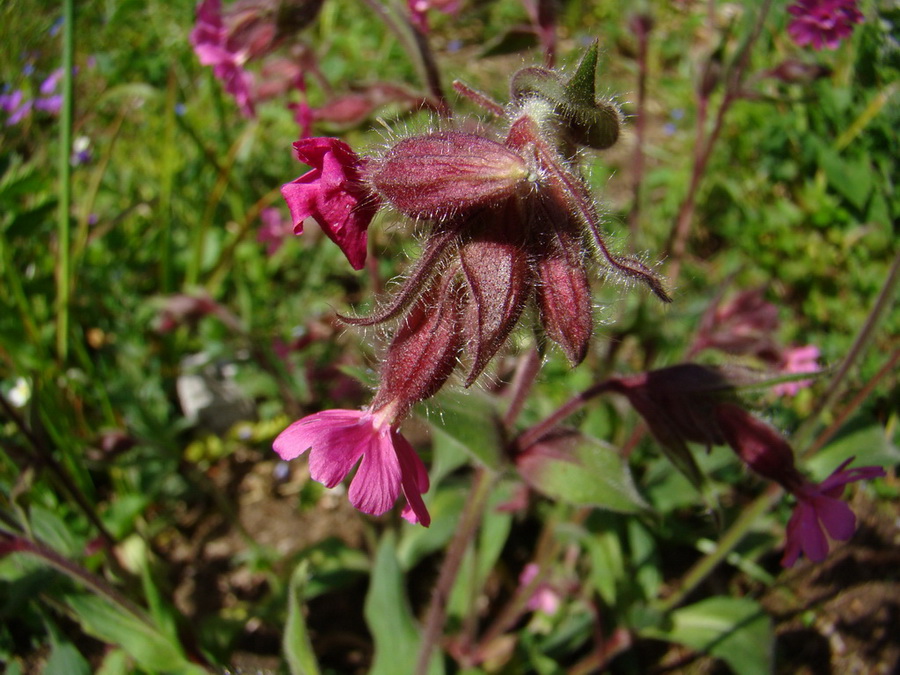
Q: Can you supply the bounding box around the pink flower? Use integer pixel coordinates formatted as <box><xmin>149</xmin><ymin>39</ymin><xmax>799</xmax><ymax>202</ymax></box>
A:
<box><xmin>273</xmin><ymin>408</ymin><xmax>431</xmax><ymax>525</ymax></box>
<box><xmin>715</xmin><ymin>403</ymin><xmax>885</xmax><ymax>567</ymax></box>
<box><xmin>257</xmin><ymin>206</ymin><xmax>293</xmax><ymax>256</ymax></box>
<box><xmin>787</xmin><ymin>0</ymin><xmax>863</xmax><ymax>50</ymax></box>
<box><xmin>281</xmin><ymin>137</ymin><xmax>379</xmax><ymax>270</ymax></box>
<box><xmin>407</xmin><ymin>0</ymin><xmax>461</xmax><ymax>33</ymax></box>
<box><xmin>190</xmin><ymin>0</ymin><xmax>256</xmax><ymax>116</ymax></box>
<box><xmin>782</xmin><ymin>458</ymin><xmax>885</xmax><ymax>567</ymax></box>
<box><xmin>773</xmin><ymin>344</ymin><xmax>821</xmax><ymax>396</ymax></box>
<box><xmin>519</xmin><ymin>563</ymin><xmax>561</xmax><ymax>615</ymax></box>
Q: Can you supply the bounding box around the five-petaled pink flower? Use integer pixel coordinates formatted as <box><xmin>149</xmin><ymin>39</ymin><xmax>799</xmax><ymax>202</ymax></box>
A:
<box><xmin>191</xmin><ymin>0</ymin><xmax>256</xmax><ymax>116</ymax></box>
<box><xmin>273</xmin><ymin>408</ymin><xmax>431</xmax><ymax>525</ymax></box>
<box><xmin>281</xmin><ymin>137</ymin><xmax>379</xmax><ymax>270</ymax></box>
<box><xmin>782</xmin><ymin>458</ymin><xmax>886</xmax><ymax>567</ymax></box>
<box><xmin>787</xmin><ymin>0</ymin><xmax>863</xmax><ymax>50</ymax></box>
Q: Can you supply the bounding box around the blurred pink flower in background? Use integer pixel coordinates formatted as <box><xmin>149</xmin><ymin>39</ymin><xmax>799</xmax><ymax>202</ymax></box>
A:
<box><xmin>257</xmin><ymin>206</ymin><xmax>293</xmax><ymax>256</ymax></box>
<box><xmin>787</xmin><ymin>0</ymin><xmax>863</xmax><ymax>50</ymax></box>
<box><xmin>519</xmin><ymin>563</ymin><xmax>561</xmax><ymax>615</ymax></box>
<box><xmin>191</xmin><ymin>0</ymin><xmax>256</xmax><ymax>116</ymax></box>
<box><xmin>773</xmin><ymin>344</ymin><xmax>821</xmax><ymax>396</ymax></box>
<box><xmin>407</xmin><ymin>0</ymin><xmax>462</xmax><ymax>33</ymax></box>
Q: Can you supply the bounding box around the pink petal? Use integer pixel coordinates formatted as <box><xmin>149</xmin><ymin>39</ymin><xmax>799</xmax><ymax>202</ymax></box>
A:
<box><xmin>812</xmin><ymin>495</ymin><xmax>857</xmax><ymax>542</ymax></box>
<box><xmin>393</xmin><ymin>429</ymin><xmax>431</xmax><ymax>526</ymax></box>
<box><xmin>796</xmin><ymin>501</ymin><xmax>830</xmax><ymax>562</ymax></box>
<box><xmin>273</xmin><ymin>410</ymin><xmax>369</xmax><ymax>487</ymax></box>
<box><xmin>348</xmin><ymin>425</ymin><xmax>402</xmax><ymax>516</ymax></box>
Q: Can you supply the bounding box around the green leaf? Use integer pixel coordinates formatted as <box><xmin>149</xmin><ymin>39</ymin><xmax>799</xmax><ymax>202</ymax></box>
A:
<box><xmin>819</xmin><ymin>146</ymin><xmax>873</xmax><ymax>210</ymax></box>
<box><xmin>423</xmin><ymin>390</ymin><xmax>502</xmax><ymax>469</ymax></box>
<box><xmin>94</xmin><ymin>649</ymin><xmax>132</xmax><ymax>675</ymax></box>
<box><xmin>284</xmin><ymin>561</ymin><xmax>321</xmax><ymax>675</ymax></box>
<box><xmin>518</xmin><ymin>431</ymin><xmax>650</xmax><ymax>513</ymax></box>
<box><xmin>63</xmin><ymin>594</ymin><xmax>206</xmax><ymax>675</ymax></box>
<box><xmin>29</xmin><ymin>505</ymin><xmax>80</xmax><ymax>558</ymax></box>
<box><xmin>447</xmin><ymin>483</ymin><xmax>514</xmax><ymax>620</ymax></box>
<box><xmin>364</xmin><ymin>533</ymin><xmax>443</xmax><ymax>675</ymax></box>
<box><xmin>397</xmin><ymin>486</ymin><xmax>467</xmax><ymax>570</ymax></box>
<box><xmin>44</xmin><ymin>638</ymin><xmax>91</xmax><ymax>675</ymax></box>
<box><xmin>640</xmin><ymin>597</ymin><xmax>772</xmax><ymax>675</ymax></box>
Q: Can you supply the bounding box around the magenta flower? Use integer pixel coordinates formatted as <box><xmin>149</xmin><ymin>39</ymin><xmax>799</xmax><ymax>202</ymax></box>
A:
<box><xmin>281</xmin><ymin>137</ymin><xmax>379</xmax><ymax>270</ymax></box>
<box><xmin>190</xmin><ymin>0</ymin><xmax>256</xmax><ymax>116</ymax></box>
<box><xmin>787</xmin><ymin>0</ymin><xmax>863</xmax><ymax>50</ymax></box>
<box><xmin>715</xmin><ymin>403</ymin><xmax>885</xmax><ymax>567</ymax></box>
<box><xmin>773</xmin><ymin>344</ymin><xmax>821</xmax><ymax>396</ymax></box>
<box><xmin>273</xmin><ymin>408</ymin><xmax>431</xmax><ymax>525</ymax></box>
<box><xmin>519</xmin><ymin>563</ymin><xmax>561</xmax><ymax>615</ymax></box>
<box><xmin>782</xmin><ymin>458</ymin><xmax>886</xmax><ymax>566</ymax></box>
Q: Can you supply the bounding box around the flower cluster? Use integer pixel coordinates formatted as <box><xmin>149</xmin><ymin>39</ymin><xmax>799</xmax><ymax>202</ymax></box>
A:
<box><xmin>608</xmin><ymin>364</ymin><xmax>885</xmax><ymax>566</ymax></box>
<box><xmin>190</xmin><ymin>0</ymin><xmax>323</xmax><ymax>118</ymax></box>
<box><xmin>273</xmin><ymin>44</ymin><xmax>671</xmax><ymax>524</ymax></box>
<box><xmin>787</xmin><ymin>0</ymin><xmax>863</xmax><ymax>50</ymax></box>
<box><xmin>1</xmin><ymin>67</ymin><xmax>67</xmax><ymax>127</ymax></box>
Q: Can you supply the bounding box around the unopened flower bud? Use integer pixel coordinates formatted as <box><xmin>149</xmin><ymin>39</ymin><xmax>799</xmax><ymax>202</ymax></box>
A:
<box><xmin>714</xmin><ymin>403</ymin><xmax>804</xmax><ymax>490</ymax></box>
<box><xmin>510</xmin><ymin>42</ymin><xmax>622</xmax><ymax>150</ymax></box>
<box><xmin>370</xmin><ymin>272</ymin><xmax>467</xmax><ymax>420</ymax></box>
<box><xmin>367</xmin><ymin>132</ymin><xmax>528</xmax><ymax>219</ymax></box>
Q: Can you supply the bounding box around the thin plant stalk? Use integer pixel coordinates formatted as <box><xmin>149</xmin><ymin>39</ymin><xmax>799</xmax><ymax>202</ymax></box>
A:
<box><xmin>794</xmin><ymin>248</ymin><xmax>900</xmax><ymax>451</ymax></box>
<box><xmin>665</xmin><ymin>0</ymin><xmax>772</xmax><ymax>283</ymax></box>
<box><xmin>56</xmin><ymin>0</ymin><xmax>75</xmax><ymax>362</ymax></box>
<box><xmin>356</xmin><ymin>0</ymin><xmax>449</xmax><ymax>115</ymax></box>
<box><xmin>0</xmin><ymin>529</ymin><xmax>149</xmax><ymax>623</ymax></box>
<box><xmin>415</xmin><ymin>467</ymin><xmax>494</xmax><ymax>675</ymax></box>
<box><xmin>0</xmin><ymin>393</ymin><xmax>117</xmax><ymax>549</ymax></box>
<box><xmin>627</xmin><ymin>13</ymin><xmax>651</xmax><ymax>242</ymax></box>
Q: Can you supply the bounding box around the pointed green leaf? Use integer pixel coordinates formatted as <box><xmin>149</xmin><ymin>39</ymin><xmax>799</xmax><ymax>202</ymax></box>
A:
<box><xmin>518</xmin><ymin>430</ymin><xmax>650</xmax><ymax>513</ymax></box>
<box><xmin>63</xmin><ymin>594</ymin><xmax>206</xmax><ymax>675</ymax></box>
<box><xmin>364</xmin><ymin>534</ymin><xmax>444</xmax><ymax>675</ymax></box>
<box><xmin>564</xmin><ymin>41</ymin><xmax>599</xmax><ymax>105</ymax></box>
<box><xmin>284</xmin><ymin>560</ymin><xmax>321</xmax><ymax>675</ymax></box>
<box><xmin>640</xmin><ymin>597</ymin><xmax>772</xmax><ymax>675</ymax></box>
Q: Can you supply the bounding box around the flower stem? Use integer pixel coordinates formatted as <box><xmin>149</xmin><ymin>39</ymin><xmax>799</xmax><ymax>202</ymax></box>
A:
<box><xmin>0</xmin><ymin>529</ymin><xmax>149</xmax><ymax>622</ymax></box>
<box><xmin>795</xmin><ymin>248</ymin><xmax>900</xmax><ymax>451</ymax></box>
<box><xmin>56</xmin><ymin>0</ymin><xmax>75</xmax><ymax>362</ymax></box>
<box><xmin>656</xmin><ymin>484</ymin><xmax>783</xmax><ymax>613</ymax></box>
<box><xmin>415</xmin><ymin>467</ymin><xmax>494</xmax><ymax>675</ymax></box>
<box><xmin>665</xmin><ymin>0</ymin><xmax>772</xmax><ymax>283</ymax></box>
<box><xmin>515</xmin><ymin>380</ymin><xmax>614</xmax><ymax>451</ymax></box>
<box><xmin>356</xmin><ymin>0</ymin><xmax>449</xmax><ymax>115</ymax></box>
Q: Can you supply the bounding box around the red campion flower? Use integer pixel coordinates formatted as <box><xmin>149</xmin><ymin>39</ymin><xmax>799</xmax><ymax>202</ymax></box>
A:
<box><xmin>281</xmin><ymin>137</ymin><xmax>380</xmax><ymax>270</ymax></box>
<box><xmin>715</xmin><ymin>403</ymin><xmax>885</xmax><ymax>566</ymax></box>
<box><xmin>273</xmin><ymin>408</ymin><xmax>431</xmax><ymax>525</ymax></box>
<box><xmin>787</xmin><ymin>0</ymin><xmax>863</xmax><ymax>50</ymax></box>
